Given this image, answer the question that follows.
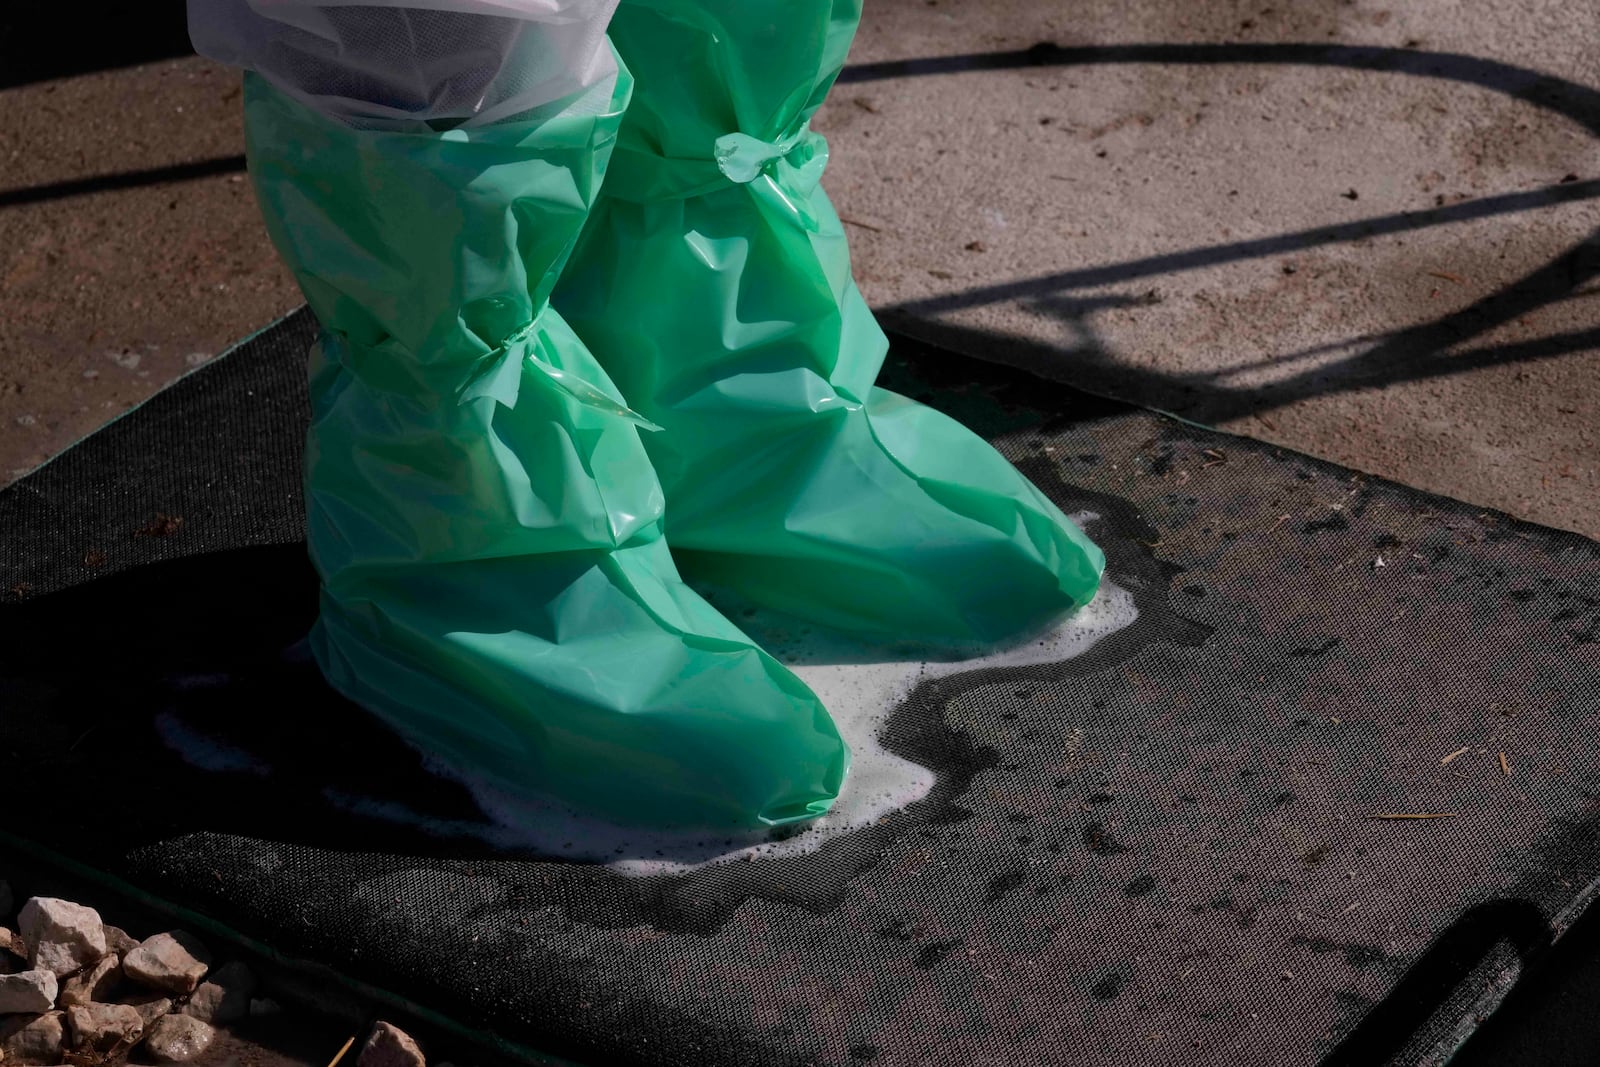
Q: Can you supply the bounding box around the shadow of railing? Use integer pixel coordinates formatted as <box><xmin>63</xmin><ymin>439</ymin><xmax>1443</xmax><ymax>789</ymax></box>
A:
<box><xmin>838</xmin><ymin>40</ymin><xmax>1600</xmax><ymax>428</ymax></box>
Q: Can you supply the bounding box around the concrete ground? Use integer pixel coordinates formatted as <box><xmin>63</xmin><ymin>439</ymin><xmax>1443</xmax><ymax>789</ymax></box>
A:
<box><xmin>1</xmin><ymin>0</ymin><xmax>1597</xmax><ymax>538</ymax></box>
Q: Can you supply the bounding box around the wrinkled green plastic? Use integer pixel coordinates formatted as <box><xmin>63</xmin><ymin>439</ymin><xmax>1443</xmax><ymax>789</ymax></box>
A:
<box><xmin>555</xmin><ymin>0</ymin><xmax>1105</xmax><ymax>647</ymax></box>
<box><xmin>241</xmin><ymin>65</ymin><xmax>850</xmax><ymax>830</ymax></box>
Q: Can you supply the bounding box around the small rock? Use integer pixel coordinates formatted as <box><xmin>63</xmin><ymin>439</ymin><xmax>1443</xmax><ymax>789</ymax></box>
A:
<box><xmin>358</xmin><ymin>1021</ymin><xmax>425</xmax><ymax>1067</ymax></box>
<box><xmin>0</xmin><ymin>1012</ymin><xmax>65</xmax><ymax>1065</ymax></box>
<box><xmin>0</xmin><ymin>971</ymin><xmax>57</xmax><ymax>1014</ymax></box>
<box><xmin>181</xmin><ymin>961</ymin><xmax>255</xmax><ymax>1024</ymax></box>
<box><xmin>144</xmin><ymin>1014</ymin><xmax>214</xmax><ymax>1063</ymax></box>
<box><xmin>17</xmin><ymin>900</ymin><xmax>106</xmax><ymax>978</ymax></box>
<box><xmin>59</xmin><ymin>955</ymin><xmax>121</xmax><ymax>1008</ymax></box>
<box><xmin>120</xmin><ymin>992</ymin><xmax>173</xmax><ymax>1027</ymax></box>
<box><xmin>124</xmin><ymin>932</ymin><xmax>211</xmax><ymax>995</ymax></box>
<box><xmin>66</xmin><ymin>1002</ymin><xmax>143</xmax><ymax>1053</ymax></box>
<box><xmin>103</xmin><ymin>926</ymin><xmax>140</xmax><ymax>957</ymax></box>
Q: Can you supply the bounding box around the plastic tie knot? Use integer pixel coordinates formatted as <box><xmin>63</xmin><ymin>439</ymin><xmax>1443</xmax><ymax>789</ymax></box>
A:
<box><xmin>714</xmin><ymin>122</ymin><xmax>820</xmax><ymax>184</ymax></box>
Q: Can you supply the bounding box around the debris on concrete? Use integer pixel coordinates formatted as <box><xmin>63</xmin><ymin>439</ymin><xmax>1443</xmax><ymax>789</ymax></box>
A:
<box><xmin>144</xmin><ymin>1013</ymin><xmax>215</xmax><ymax>1063</ymax></box>
<box><xmin>0</xmin><ymin>970</ymin><xmax>57</xmax><ymax>1014</ymax></box>
<box><xmin>124</xmin><ymin>931</ymin><xmax>212</xmax><ymax>994</ymax></box>
<box><xmin>0</xmin><ymin>1011</ymin><xmax>65</xmax><ymax>1065</ymax></box>
<box><xmin>17</xmin><ymin>898</ymin><xmax>106</xmax><ymax>977</ymax></box>
<box><xmin>182</xmin><ymin>960</ymin><xmax>256</xmax><ymax>1024</ymax></box>
<box><xmin>358</xmin><ymin>1020</ymin><xmax>427</xmax><ymax>1067</ymax></box>
<box><xmin>59</xmin><ymin>952</ymin><xmax>122</xmax><ymax>1007</ymax></box>
<box><xmin>66</xmin><ymin>1001</ymin><xmax>144</xmax><ymax>1054</ymax></box>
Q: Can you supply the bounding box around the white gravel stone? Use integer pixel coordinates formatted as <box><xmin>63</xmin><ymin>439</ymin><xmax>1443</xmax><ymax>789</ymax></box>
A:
<box><xmin>181</xmin><ymin>961</ymin><xmax>255</xmax><ymax>1024</ymax></box>
<box><xmin>358</xmin><ymin>1021</ymin><xmax>426</xmax><ymax>1067</ymax></box>
<box><xmin>59</xmin><ymin>954</ymin><xmax>121</xmax><ymax>1008</ymax></box>
<box><xmin>17</xmin><ymin>899</ymin><xmax>105</xmax><ymax>978</ymax></box>
<box><xmin>123</xmin><ymin>932</ymin><xmax>211</xmax><ymax>995</ymax></box>
<box><xmin>0</xmin><ymin>971</ymin><xmax>57</xmax><ymax>1015</ymax></box>
<box><xmin>0</xmin><ymin>1012</ymin><xmax>64</xmax><ymax>1065</ymax></box>
<box><xmin>143</xmin><ymin>1014</ymin><xmax>215</xmax><ymax>1063</ymax></box>
<box><xmin>66</xmin><ymin>1002</ymin><xmax>143</xmax><ymax>1053</ymax></box>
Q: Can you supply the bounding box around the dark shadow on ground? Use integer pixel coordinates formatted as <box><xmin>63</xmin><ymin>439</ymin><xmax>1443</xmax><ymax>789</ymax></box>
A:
<box><xmin>838</xmin><ymin>43</ymin><xmax>1600</xmax><ymax>136</ymax></box>
<box><xmin>884</xmin><ymin>228</ymin><xmax>1600</xmax><ymax>426</ymax></box>
<box><xmin>1452</xmin><ymin>892</ymin><xmax>1600</xmax><ymax>1066</ymax></box>
<box><xmin>0</xmin><ymin>543</ymin><xmax>532</xmax><ymax>861</ymax></box>
<box><xmin>1321</xmin><ymin>900</ymin><xmax>1551</xmax><ymax>1067</ymax></box>
<box><xmin>0</xmin><ymin>156</ymin><xmax>247</xmax><ymax>210</ymax></box>
<box><xmin>839</xmin><ymin>41</ymin><xmax>1600</xmax><ymax>428</ymax></box>
<box><xmin>0</xmin><ymin>2</ymin><xmax>193</xmax><ymax>89</ymax></box>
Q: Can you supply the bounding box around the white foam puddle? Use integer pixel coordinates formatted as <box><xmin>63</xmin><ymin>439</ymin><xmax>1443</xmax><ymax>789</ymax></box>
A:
<box><xmin>610</xmin><ymin>575</ymin><xmax>1141</xmax><ymax>877</ymax></box>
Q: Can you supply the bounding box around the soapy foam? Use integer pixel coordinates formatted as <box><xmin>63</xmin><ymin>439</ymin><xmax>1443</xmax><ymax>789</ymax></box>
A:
<box><xmin>170</xmin><ymin>513</ymin><xmax>1138</xmax><ymax>876</ymax></box>
<box><xmin>406</xmin><ymin>558</ymin><xmax>1138</xmax><ymax>875</ymax></box>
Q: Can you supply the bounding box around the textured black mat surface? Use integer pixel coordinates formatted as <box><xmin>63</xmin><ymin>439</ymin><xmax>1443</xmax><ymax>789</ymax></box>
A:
<box><xmin>4</xmin><ymin>309</ymin><xmax>1600</xmax><ymax>1067</ymax></box>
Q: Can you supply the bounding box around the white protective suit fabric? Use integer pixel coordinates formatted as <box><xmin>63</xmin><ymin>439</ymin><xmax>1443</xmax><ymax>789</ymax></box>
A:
<box><xmin>188</xmin><ymin>0</ymin><xmax>619</xmax><ymax>127</ymax></box>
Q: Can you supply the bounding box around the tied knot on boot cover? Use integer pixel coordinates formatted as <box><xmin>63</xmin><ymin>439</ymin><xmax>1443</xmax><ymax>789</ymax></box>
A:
<box><xmin>320</xmin><ymin>318</ymin><xmax>661</xmax><ymax>433</ymax></box>
<box><xmin>605</xmin><ymin>118</ymin><xmax>829</xmax><ymax>202</ymax></box>
<box><xmin>458</xmin><ymin>319</ymin><xmax>663</xmax><ymax>430</ymax></box>
<box><xmin>713</xmin><ymin>121</ymin><xmax>823</xmax><ymax>184</ymax></box>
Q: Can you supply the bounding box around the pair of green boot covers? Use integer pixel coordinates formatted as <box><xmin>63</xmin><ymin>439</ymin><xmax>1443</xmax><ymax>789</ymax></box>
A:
<box><xmin>244</xmin><ymin>0</ymin><xmax>1104</xmax><ymax>832</ymax></box>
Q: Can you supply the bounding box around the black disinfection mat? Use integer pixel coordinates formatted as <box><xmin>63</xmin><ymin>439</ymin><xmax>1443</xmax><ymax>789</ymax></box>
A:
<box><xmin>4</xmin><ymin>309</ymin><xmax>1600</xmax><ymax>1067</ymax></box>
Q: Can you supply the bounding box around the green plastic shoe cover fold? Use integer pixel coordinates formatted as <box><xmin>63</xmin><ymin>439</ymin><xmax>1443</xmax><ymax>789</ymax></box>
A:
<box><xmin>241</xmin><ymin>63</ymin><xmax>849</xmax><ymax>831</ymax></box>
<box><xmin>554</xmin><ymin>0</ymin><xmax>1106</xmax><ymax>648</ymax></box>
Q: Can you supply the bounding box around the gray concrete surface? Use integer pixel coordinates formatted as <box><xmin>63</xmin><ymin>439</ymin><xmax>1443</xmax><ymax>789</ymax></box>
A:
<box><xmin>2</xmin><ymin>0</ymin><xmax>1597</xmax><ymax>537</ymax></box>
